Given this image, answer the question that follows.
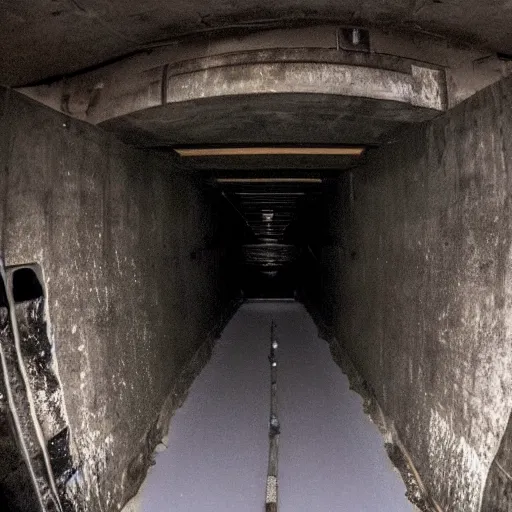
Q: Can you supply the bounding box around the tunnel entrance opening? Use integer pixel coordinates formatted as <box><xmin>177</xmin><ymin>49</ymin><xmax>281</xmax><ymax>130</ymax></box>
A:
<box><xmin>127</xmin><ymin>302</ymin><xmax>414</xmax><ymax>512</ymax></box>
<box><xmin>212</xmin><ymin>175</ymin><xmax>328</xmax><ymax>299</ymax></box>
<box><xmin>2</xmin><ymin>10</ymin><xmax>512</xmax><ymax>508</ymax></box>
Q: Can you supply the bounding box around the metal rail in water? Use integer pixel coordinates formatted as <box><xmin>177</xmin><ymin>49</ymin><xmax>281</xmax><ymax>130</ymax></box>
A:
<box><xmin>265</xmin><ymin>320</ymin><xmax>280</xmax><ymax>512</ymax></box>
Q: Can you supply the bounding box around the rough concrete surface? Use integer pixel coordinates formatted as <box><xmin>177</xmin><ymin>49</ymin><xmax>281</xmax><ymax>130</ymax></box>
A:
<box><xmin>44</xmin><ymin>51</ymin><xmax>446</xmax><ymax>125</ymax></box>
<box><xmin>312</xmin><ymin>75</ymin><xmax>512</xmax><ymax>511</ymax></box>
<box><xmin>131</xmin><ymin>302</ymin><xmax>413</xmax><ymax>511</ymax></box>
<box><xmin>19</xmin><ymin>46</ymin><xmax>446</xmax><ymax>152</ymax></box>
<box><xmin>3</xmin><ymin>1</ymin><xmax>512</xmax><ymax>85</ymax></box>
<box><xmin>0</xmin><ymin>87</ymin><xmax>237</xmax><ymax>511</ymax></box>
<box><xmin>19</xmin><ymin>26</ymin><xmax>509</xmax><ymax>125</ymax></box>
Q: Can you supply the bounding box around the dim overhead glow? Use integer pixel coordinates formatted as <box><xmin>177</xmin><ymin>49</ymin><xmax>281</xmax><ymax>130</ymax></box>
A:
<box><xmin>175</xmin><ymin>147</ymin><xmax>365</xmax><ymax>157</ymax></box>
<box><xmin>216</xmin><ymin>178</ymin><xmax>323</xmax><ymax>184</ymax></box>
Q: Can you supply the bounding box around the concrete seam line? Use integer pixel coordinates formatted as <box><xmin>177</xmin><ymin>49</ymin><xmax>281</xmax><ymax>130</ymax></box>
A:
<box><xmin>495</xmin><ymin>460</ymin><xmax>512</xmax><ymax>482</ymax></box>
<box><xmin>161</xmin><ymin>64</ymin><xmax>169</xmax><ymax>105</ymax></box>
<box><xmin>0</xmin><ymin>87</ymin><xmax>14</xmax><ymax>257</ymax></box>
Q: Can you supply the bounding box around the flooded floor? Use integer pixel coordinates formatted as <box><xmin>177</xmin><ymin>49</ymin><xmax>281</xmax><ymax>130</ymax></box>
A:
<box><xmin>128</xmin><ymin>301</ymin><xmax>414</xmax><ymax>511</ymax></box>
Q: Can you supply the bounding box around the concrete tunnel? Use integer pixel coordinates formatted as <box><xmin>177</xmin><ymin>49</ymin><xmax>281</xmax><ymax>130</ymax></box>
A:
<box><xmin>1</xmin><ymin>3</ymin><xmax>512</xmax><ymax>511</ymax></box>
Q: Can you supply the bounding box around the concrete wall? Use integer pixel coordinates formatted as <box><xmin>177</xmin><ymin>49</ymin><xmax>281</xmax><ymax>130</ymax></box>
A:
<box><xmin>0</xmin><ymin>87</ymin><xmax>237</xmax><ymax>511</ymax></box>
<box><xmin>313</xmin><ymin>77</ymin><xmax>512</xmax><ymax>511</ymax></box>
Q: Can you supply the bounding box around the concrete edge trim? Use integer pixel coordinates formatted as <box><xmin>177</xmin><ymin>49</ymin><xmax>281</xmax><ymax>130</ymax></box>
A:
<box><xmin>17</xmin><ymin>49</ymin><xmax>447</xmax><ymax>126</ymax></box>
<box><xmin>98</xmin><ymin>61</ymin><xmax>447</xmax><ymax>124</ymax></box>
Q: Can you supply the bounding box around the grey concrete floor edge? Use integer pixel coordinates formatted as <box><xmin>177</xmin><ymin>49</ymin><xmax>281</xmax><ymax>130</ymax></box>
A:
<box><xmin>123</xmin><ymin>302</ymin><xmax>414</xmax><ymax>512</ymax></box>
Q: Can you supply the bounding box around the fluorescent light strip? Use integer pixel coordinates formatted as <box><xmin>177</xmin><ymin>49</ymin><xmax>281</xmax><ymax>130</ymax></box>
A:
<box><xmin>176</xmin><ymin>147</ymin><xmax>364</xmax><ymax>157</ymax></box>
<box><xmin>236</xmin><ymin>192</ymin><xmax>305</xmax><ymax>195</ymax></box>
<box><xmin>216</xmin><ymin>178</ymin><xmax>322</xmax><ymax>184</ymax></box>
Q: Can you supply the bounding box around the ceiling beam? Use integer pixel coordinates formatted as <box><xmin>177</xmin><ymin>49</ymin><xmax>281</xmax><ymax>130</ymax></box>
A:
<box><xmin>176</xmin><ymin>147</ymin><xmax>365</xmax><ymax>157</ymax></box>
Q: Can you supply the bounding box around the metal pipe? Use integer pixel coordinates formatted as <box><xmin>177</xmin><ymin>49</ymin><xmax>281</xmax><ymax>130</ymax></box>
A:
<box><xmin>0</xmin><ymin>258</ymin><xmax>46</xmax><ymax>512</ymax></box>
<box><xmin>4</xmin><ymin>267</ymin><xmax>63</xmax><ymax>512</ymax></box>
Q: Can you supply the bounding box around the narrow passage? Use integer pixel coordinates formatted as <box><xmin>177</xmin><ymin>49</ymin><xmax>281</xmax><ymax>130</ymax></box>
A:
<box><xmin>130</xmin><ymin>302</ymin><xmax>414</xmax><ymax>511</ymax></box>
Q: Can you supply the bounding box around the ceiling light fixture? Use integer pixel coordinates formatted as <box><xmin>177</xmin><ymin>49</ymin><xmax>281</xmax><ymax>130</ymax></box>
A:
<box><xmin>216</xmin><ymin>178</ymin><xmax>323</xmax><ymax>184</ymax></box>
<box><xmin>262</xmin><ymin>211</ymin><xmax>274</xmax><ymax>222</ymax></box>
<box><xmin>176</xmin><ymin>147</ymin><xmax>365</xmax><ymax>157</ymax></box>
<box><xmin>236</xmin><ymin>192</ymin><xmax>305</xmax><ymax>195</ymax></box>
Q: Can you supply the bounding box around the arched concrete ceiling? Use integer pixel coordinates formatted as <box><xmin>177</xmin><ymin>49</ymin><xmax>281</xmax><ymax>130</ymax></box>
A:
<box><xmin>20</xmin><ymin>47</ymin><xmax>445</xmax><ymax>141</ymax></box>
<box><xmin>7</xmin><ymin>4</ymin><xmax>511</xmax><ymax>171</ymax></box>
<box><xmin>25</xmin><ymin>48</ymin><xmax>440</xmax><ymax>172</ymax></box>
<box><xmin>2</xmin><ymin>0</ymin><xmax>512</xmax><ymax>86</ymax></box>
<box><xmin>102</xmin><ymin>92</ymin><xmax>440</xmax><ymax>149</ymax></box>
